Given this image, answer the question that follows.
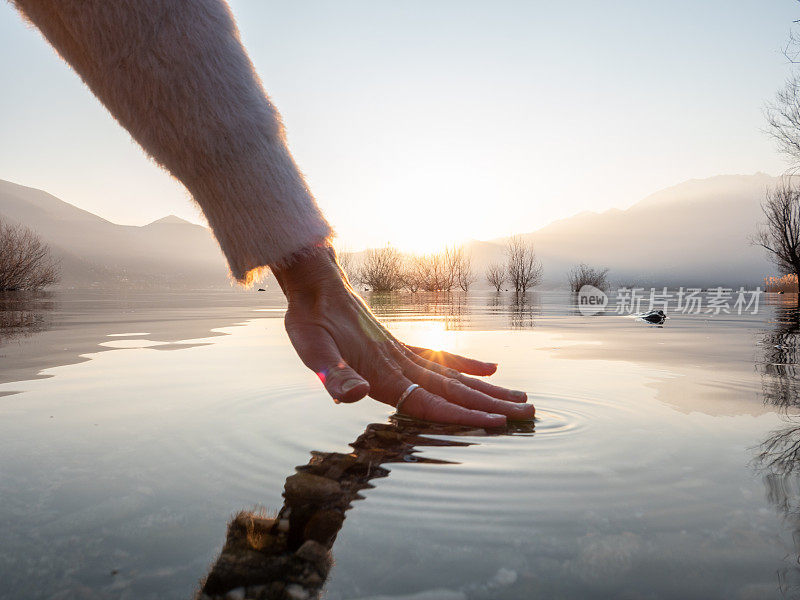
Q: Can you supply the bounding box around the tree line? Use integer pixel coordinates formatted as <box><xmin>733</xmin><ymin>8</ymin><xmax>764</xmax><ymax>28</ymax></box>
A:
<box><xmin>343</xmin><ymin>244</ymin><xmax>479</xmax><ymax>292</ymax></box>
<box><xmin>343</xmin><ymin>236</ymin><xmax>547</xmax><ymax>293</ymax></box>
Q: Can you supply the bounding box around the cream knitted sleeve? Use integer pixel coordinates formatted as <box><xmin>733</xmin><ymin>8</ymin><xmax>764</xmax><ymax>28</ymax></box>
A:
<box><xmin>12</xmin><ymin>0</ymin><xmax>333</xmax><ymax>283</ymax></box>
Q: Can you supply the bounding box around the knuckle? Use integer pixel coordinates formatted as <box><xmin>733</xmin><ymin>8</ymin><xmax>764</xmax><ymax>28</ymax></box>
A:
<box><xmin>415</xmin><ymin>394</ymin><xmax>444</xmax><ymax>421</ymax></box>
<box><xmin>442</xmin><ymin>378</ymin><xmax>461</xmax><ymax>396</ymax></box>
<box><xmin>384</xmin><ymin>361</ymin><xmax>404</xmax><ymax>379</ymax></box>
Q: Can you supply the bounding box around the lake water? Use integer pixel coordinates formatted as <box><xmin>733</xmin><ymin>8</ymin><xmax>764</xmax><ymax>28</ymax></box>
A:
<box><xmin>2</xmin><ymin>289</ymin><xmax>800</xmax><ymax>600</ymax></box>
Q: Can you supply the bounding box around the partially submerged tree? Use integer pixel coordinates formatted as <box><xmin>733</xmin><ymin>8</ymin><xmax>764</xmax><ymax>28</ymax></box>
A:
<box><xmin>453</xmin><ymin>246</ymin><xmax>477</xmax><ymax>292</ymax></box>
<box><xmin>415</xmin><ymin>251</ymin><xmax>455</xmax><ymax>291</ymax></box>
<box><xmin>567</xmin><ymin>263</ymin><xmax>610</xmax><ymax>293</ymax></box>
<box><xmin>505</xmin><ymin>236</ymin><xmax>543</xmax><ymax>293</ymax></box>
<box><xmin>397</xmin><ymin>245</ymin><xmax>474</xmax><ymax>292</ymax></box>
<box><xmin>759</xmin><ymin>25</ymin><xmax>800</xmax><ymax>288</ymax></box>
<box><xmin>754</xmin><ymin>179</ymin><xmax>800</xmax><ymax>281</ymax></box>
<box><xmin>355</xmin><ymin>244</ymin><xmax>476</xmax><ymax>293</ymax></box>
<box><xmin>399</xmin><ymin>254</ymin><xmax>422</xmax><ymax>293</ymax></box>
<box><xmin>485</xmin><ymin>263</ymin><xmax>506</xmax><ymax>292</ymax></box>
<box><xmin>0</xmin><ymin>218</ymin><xmax>60</xmax><ymax>291</ymax></box>
<box><xmin>357</xmin><ymin>246</ymin><xmax>403</xmax><ymax>291</ymax></box>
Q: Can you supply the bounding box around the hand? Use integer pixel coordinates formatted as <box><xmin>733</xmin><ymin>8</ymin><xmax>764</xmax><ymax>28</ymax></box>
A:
<box><xmin>272</xmin><ymin>244</ymin><xmax>535</xmax><ymax>427</ymax></box>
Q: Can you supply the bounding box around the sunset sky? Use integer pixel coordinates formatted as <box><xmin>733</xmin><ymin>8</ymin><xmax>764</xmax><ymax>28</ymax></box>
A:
<box><xmin>0</xmin><ymin>1</ymin><xmax>797</xmax><ymax>252</ymax></box>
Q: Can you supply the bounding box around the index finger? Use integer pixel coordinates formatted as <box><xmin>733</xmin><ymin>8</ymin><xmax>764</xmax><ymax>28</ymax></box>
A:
<box><xmin>405</xmin><ymin>345</ymin><xmax>498</xmax><ymax>376</ymax></box>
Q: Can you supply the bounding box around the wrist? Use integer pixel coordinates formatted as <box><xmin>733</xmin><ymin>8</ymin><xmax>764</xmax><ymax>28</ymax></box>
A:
<box><xmin>272</xmin><ymin>242</ymin><xmax>345</xmax><ymax>297</ymax></box>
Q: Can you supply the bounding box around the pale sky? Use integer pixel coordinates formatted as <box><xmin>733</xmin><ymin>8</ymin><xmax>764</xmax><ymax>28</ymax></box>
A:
<box><xmin>0</xmin><ymin>1</ymin><xmax>797</xmax><ymax>252</ymax></box>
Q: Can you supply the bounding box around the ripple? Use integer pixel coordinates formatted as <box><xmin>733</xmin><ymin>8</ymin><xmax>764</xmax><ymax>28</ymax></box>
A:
<box><xmin>155</xmin><ymin>383</ymin><xmax>373</xmax><ymax>497</ymax></box>
<box><xmin>532</xmin><ymin>407</ymin><xmax>586</xmax><ymax>436</ymax></box>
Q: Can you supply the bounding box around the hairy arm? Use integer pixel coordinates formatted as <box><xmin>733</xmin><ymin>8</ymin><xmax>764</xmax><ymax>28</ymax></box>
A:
<box><xmin>12</xmin><ymin>0</ymin><xmax>534</xmax><ymax>426</ymax></box>
<box><xmin>13</xmin><ymin>0</ymin><xmax>332</xmax><ymax>282</ymax></box>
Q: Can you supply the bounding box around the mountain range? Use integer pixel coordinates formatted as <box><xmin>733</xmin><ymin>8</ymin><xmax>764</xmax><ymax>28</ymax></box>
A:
<box><xmin>0</xmin><ymin>173</ymin><xmax>778</xmax><ymax>289</ymax></box>
<box><xmin>467</xmin><ymin>172</ymin><xmax>776</xmax><ymax>288</ymax></box>
<box><xmin>0</xmin><ymin>179</ymin><xmax>228</xmax><ymax>288</ymax></box>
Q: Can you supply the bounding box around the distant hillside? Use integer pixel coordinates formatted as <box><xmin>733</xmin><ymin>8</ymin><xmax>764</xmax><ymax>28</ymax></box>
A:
<box><xmin>0</xmin><ymin>173</ymin><xmax>779</xmax><ymax>288</ymax></box>
<box><xmin>466</xmin><ymin>173</ymin><xmax>776</xmax><ymax>288</ymax></box>
<box><xmin>0</xmin><ymin>179</ymin><xmax>229</xmax><ymax>288</ymax></box>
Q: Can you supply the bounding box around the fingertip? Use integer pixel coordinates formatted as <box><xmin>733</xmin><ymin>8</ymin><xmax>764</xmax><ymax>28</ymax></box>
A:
<box><xmin>512</xmin><ymin>403</ymin><xmax>535</xmax><ymax>420</ymax></box>
<box><xmin>511</xmin><ymin>390</ymin><xmax>528</xmax><ymax>402</ymax></box>
<box><xmin>337</xmin><ymin>379</ymin><xmax>370</xmax><ymax>403</ymax></box>
<box><xmin>485</xmin><ymin>413</ymin><xmax>507</xmax><ymax>427</ymax></box>
<box><xmin>319</xmin><ymin>365</ymin><xmax>369</xmax><ymax>404</ymax></box>
<box><xmin>466</xmin><ymin>361</ymin><xmax>498</xmax><ymax>376</ymax></box>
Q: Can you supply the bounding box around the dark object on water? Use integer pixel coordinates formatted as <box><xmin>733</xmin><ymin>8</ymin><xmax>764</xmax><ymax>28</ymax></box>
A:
<box><xmin>639</xmin><ymin>309</ymin><xmax>667</xmax><ymax>325</ymax></box>
<box><xmin>257</xmin><ymin>288</ymin><xmax>266</xmax><ymax>292</ymax></box>
<box><xmin>198</xmin><ymin>419</ymin><xmax>533</xmax><ymax>599</ymax></box>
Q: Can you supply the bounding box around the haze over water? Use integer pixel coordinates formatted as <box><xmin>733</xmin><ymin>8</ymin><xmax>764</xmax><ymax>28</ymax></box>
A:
<box><xmin>2</xmin><ymin>289</ymin><xmax>800</xmax><ymax>599</ymax></box>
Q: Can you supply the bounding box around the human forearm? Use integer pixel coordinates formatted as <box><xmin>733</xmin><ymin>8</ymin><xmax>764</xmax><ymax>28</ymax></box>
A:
<box><xmin>13</xmin><ymin>0</ymin><xmax>332</xmax><ymax>282</ymax></box>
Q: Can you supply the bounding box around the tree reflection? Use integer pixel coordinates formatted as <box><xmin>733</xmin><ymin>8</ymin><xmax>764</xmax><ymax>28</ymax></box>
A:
<box><xmin>361</xmin><ymin>291</ymin><xmax>541</xmax><ymax>332</ymax></box>
<box><xmin>197</xmin><ymin>418</ymin><xmax>533</xmax><ymax>600</ymax></box>
<box><xmin>758</xmin><ymin>295</ymin><xmax>800</xmax><ymax>411</ymax></box>
<box><xmin>509</xmin><ymin>292</ymin><xmax>539</xmax><ymax>329</ymax></box>
<box><xmin>755</xmin><ymin>295</ymin><xmax>800</xmax><ymax>595</ymax></box>
<box><xmin>756</xmin><ymin>296</ymin><xmax>800</xmax><ymax>469</ymax></box>
<box><xmin>367</xmin><ymin>290</ymin><xmax>470</xmax><ymax>330</ymax></box>
<box><xmin>0</xmin><ymin>290</ymin><xmax>56</xmax><ymax>342</ymax></box>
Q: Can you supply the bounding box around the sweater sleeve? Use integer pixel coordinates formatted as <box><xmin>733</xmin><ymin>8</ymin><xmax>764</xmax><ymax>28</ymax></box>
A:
<box><xmin>12</xmin><ymin>0</ymin><xmax>333</xmax><ymax>283</ymax></box>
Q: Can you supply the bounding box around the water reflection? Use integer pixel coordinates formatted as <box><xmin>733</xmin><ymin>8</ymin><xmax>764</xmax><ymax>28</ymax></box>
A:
<box><xmin>508</xmin><ymin>292</ymin><xmax>539</xmax><ymax>329</ymax></box>
<box><xmin>365</xmin><ymin>291</ymin><xmax>540</xmax><ymax>331</ymax></box>
<box><xmin>0</xmin><ymin>289</ymin><xmax>285</xmax><ymax>387</ymax></box>
<box><xmin>198</xmin><ymin>418</ymin><xmax>534</xmax><ymax>600</ymax></box>
<box><xmin>0</xmin><ymin>291</ymin><xmax>56</xmax><ymax>342</ymax></box>
<box><xmin>756</xmin><ymin>295</ymin><xmax>800</xmax><ymax>469</ymax></box>
<box><xmin>756</xmin><ymin>295</ymin><xmax>800</xmax><ymax>595</ymax></box>
<box><xmin>367</xmin><ymin>291</ymin><xmax>471</xmax><ymax>330</ymax></box>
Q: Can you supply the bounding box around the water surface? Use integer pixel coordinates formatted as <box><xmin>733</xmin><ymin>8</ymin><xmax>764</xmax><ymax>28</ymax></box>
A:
<box><xmin>1</xmin><ymin>289</ymin><xmax>799</xmax><ymax>599</ymax></box>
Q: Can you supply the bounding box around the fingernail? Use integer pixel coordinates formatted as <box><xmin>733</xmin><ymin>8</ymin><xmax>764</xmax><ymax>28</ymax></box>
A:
<box><xmin>516</xmin><ymin>404</ymin><xmax>536</xmax><ymax>418</ymax></box>
<box><xmin>512</xmin><ymin>390</ymin><xmax>527</xmax><ymax>401</ymax></box>
<box><xmin>341</xmin><ymin>379</ymin><xmax>364</xmax><ymax>393</ymax></box>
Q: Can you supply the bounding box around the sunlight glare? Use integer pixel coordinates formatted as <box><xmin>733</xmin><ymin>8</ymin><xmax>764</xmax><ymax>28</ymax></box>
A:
<box><xmin>402</xmin><ymin>320</ymin><xmax>449</xmax><ymax>353</ymax></box>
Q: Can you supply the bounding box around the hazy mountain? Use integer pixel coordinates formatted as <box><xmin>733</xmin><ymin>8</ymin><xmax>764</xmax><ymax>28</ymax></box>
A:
<box><xmin>0</xmin><ymin>173</ymin><xmax>779</xmax><ymax>288</ymax></box>
<box><xmin>0</xmin><ymin>179</ymin><xmax>229</xmax><ymax>288</ymax></box>
<box><xmin>467</xmin><ymin>173</ymin><xmax>777</xmax><ymax>288</ymax></box>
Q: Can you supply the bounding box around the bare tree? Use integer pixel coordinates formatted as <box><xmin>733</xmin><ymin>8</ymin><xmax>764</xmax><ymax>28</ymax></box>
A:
<box><xmin>567</xmin><ymin>263</ymin><xmax>610</xmax><ymax>293</ymax></box>
<box><xmin>408</xmin><ymin>249</ymin><xmax>457</xmax><ymax>292</ymax></box>
<box><xmin>505</xmin><ymin>236</ymin><xmax>543</xmax><ymax>293</ymax></box>
<box><xmin>357</xmin><ymin>246</ymin><xmax>403</xmax><ymax>291</ymax></box>
<box><xmin>754</xmin><ymin>179</ymin><xmax>800</xmax><ymax>280</ymax></box>
<box><xmin>758</xmin><ymin>21</ymin><xmax>800</xmax><ymax>284</ymax></box>
<box><xmin>400</xmin><ymin>254</ymin><xmax>422</xmax><ymax>292</ymax></box>
<box><xmin>417</xmin><ymin>252</ymin><xmax>455</xmax><ymax>292</ymax></box>
<box><xmin>485</xmin><ymin>263</ymin><xmax>506</xmax><ymax>292</ymax></box>
<box><xmin>453</xmin><ymin>246</ymin><xmax>477</xmax><ymax>291</ymax></box>
<box><xmin>0</xmin><ymin>218</ymin><xmax>60</xmax><ymax>291</ymax></box>
<box><xmin>766</xmin><ymin>77</ymin><xmax>800</xmax><ymax>167</ymax></box>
